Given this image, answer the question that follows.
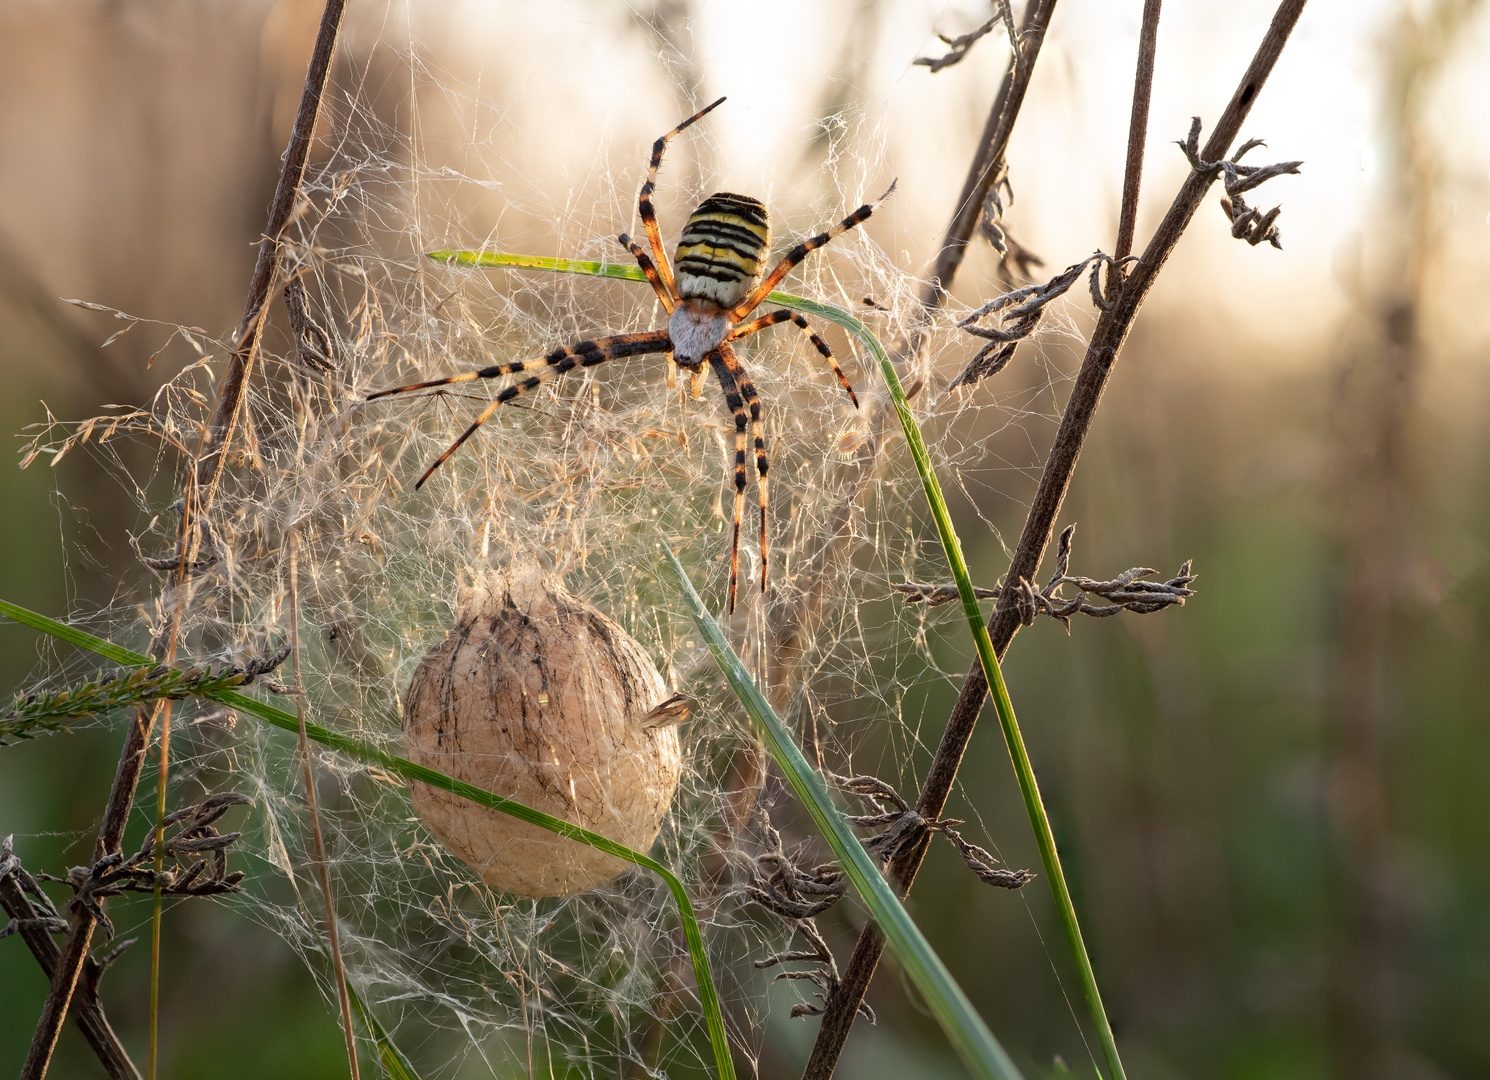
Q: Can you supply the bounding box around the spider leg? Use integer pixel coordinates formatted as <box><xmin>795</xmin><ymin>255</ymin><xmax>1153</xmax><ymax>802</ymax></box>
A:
<box><xmin>614</xmin><ymin>233</ymin><xmax>684</xmax><ymax>388</ymax></box>
<box><xmin>366</xmin><ymin>331</ymin><xmax>668</xmax><ymax>400</ymax></box>
<box><xmin>728</xmin><ymin>180</ymin><xmax>897</xmax><ymax>321</ymax></box>
<box><xmin>708</xmin><ymin>343</ymin><xmax>769</xmax><ymax>613</ymax></box>
<box><xmin>639</xmin><ymin>96</ymin><xmax>726</xmax><ymax>297</ymax></box>
<box><xmin>389</xmin><ymin>333</ymin><xmax>672</xmax><ymax>489</ymax></box>
<box><xmin>728</xmin><ymin>309</ymin><xmax>860</xmax><ymax>408</ymax></box>
<box><xmin>617</xmin><ymin>233</ymin><xmax>675</xmax><ymax>313</ymax></box>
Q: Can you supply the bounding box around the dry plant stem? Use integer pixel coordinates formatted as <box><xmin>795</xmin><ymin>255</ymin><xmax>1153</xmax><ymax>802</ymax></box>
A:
<box><xmin>928</xmin><ymin>0</ymin><xmax>1059</xmax><ymax>299</ymax></box>
<box><xmin>20</xmin><ymin>6</ymin><xmax>348</xmax><ymax>1077</ymax></box>
<box><xmin>289</xmin><ymin>536</ymin><xmax>362</xmax><ymax>1080</ymax></box>
<box><xmin>24</xmin><ymin>689</ymin><xmax>173</xmax><ymax>1080</ymax></box>
<box><xmin>0</xmin><ymin>866</ymin><xmax>141</xmax><ymax>1080</ymax></box>
<box><xmin>198</xmin><ymin>0</ymin><xmax>346</xmax><ymax>489</ymax></box>
<box><xmin>1114</xmin><ymin>0</ymin><xmax>1163</xmax><ymax>265</ymax></box>
<box><xmin>804</xmin><ymin>2</ymin><xmax>1307</xmax><ymax>1075</ymax></box>
<box><xmin>148</xmin><ymin>695</ymin><xmax>173</xmax><ymax>1080</ymax></box>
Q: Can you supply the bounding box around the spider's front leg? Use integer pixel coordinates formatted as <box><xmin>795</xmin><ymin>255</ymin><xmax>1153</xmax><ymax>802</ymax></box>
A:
<box><xmin>728</xmin><ymin>180</ymin><xmax>897</xmax><ymax>322</ymax></box>
<box><xmin>706</xmin><ymin>343</ymin><xmax>769</xmax><ymax>614</ymax></box>
<box><xmin>636</xmin><ymin>96</ymin><xmax>727</xmax><ymax>297</ymax></box>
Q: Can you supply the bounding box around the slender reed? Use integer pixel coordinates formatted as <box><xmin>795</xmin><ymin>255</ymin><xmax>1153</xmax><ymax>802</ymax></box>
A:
<box><xmin>289</xmin><ymin>535</ymin><xmax>362</xmax><ymax>1079</ymax></box>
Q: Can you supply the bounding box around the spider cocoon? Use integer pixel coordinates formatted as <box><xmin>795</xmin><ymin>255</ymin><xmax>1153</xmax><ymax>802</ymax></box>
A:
<box><xmin>403</xmin><ymin>562</ymin><xmax>682</xmax><ymax>898</ymax></box>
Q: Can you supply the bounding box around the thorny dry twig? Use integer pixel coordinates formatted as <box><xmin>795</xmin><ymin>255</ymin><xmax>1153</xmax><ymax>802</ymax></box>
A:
<box><xmin>831</xmin><ymin>773</ymin><xmax>1032</xmax><ymax>890</ymax></box>
<box><xmin>756</xmin><ymin>919</ymin><xmax>873</xmax><ymax>1023</ymax></box>
<box><xmin>949</xmin><ymin>252</ymin><xmax>1135</xmax><ymax>388</ymax></box>
<box><xmin>914</xmin><ymin>0</ymin><xmax>1017</xmax><ymax>73</ymax></box>
<box><xmin>743</xmin><ymin>818</ymin><xmax>864</xmax><ymax>1022</ymax></box>
<box><xmin>39</xmin><ymin>793</ymin><xmax>251</xmax><ymax>943</ymax></box>
<box><xmin>894</xmin><ymin>524</ymin><xmax>1197</xmax><ymax>630</ymax></box>
<box><xmin>1176</xmin><ymin>117</ymin><xmax>1302</xmax><ymax>248</ymax></box>
<box><xmin>925</xmin><ymin>0</ymin><xmax>1058</xmax><ymax>299</ymax></box>
<box><xmin>1</xmin><ymin>840</ymin><xmax>69</xmax><ymax>944</ymax></box>
<box><xmin>0</xmin><ymin>838</ymin><xmax>140</xmax><ymax>1080</ymax></box>
<box><xmin>746</xmin><ymin>820</ymin><xmax>846</xmax><ymax>923</ymax></box>
<box><xmin>949</xmin><ymin>128</ymin><xmax>1297</xmax><ymax>392</ymax></box>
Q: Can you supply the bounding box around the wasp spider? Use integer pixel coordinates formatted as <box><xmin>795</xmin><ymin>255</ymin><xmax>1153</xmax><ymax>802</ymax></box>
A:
<box><xmin>369</xmin><ymin>97</ymin><xmax>894</xmax><ymax>612</ymax></box>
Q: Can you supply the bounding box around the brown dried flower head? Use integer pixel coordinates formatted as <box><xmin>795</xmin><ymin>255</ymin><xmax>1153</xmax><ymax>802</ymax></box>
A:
<box><xmin>404</xmin><ymin>560</ymin><xmax>683</xmax><ymax>898</ymax></box>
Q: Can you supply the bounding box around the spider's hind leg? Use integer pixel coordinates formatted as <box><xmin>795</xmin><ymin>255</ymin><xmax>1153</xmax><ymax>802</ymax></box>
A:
<box><xmin>728</xmin><ymin>308</ymin><xmax>860</xmax><ymax>408</ymax></box>
<box><xmin>708</xmin><ymin>344</ymin><xmax>769</xmax><ymax>614</ymax></box>
<box><xmin>368</xmin><ymin>331</ymin><xmax>672</xmax><ymax>489</ymax></box>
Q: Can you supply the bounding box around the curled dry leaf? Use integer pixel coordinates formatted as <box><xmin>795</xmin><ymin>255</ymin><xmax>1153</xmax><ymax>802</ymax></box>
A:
<box><xmin>403</xmin><ymin>560</ymin><xmax>682</xmax><ymax>897</ymax></box>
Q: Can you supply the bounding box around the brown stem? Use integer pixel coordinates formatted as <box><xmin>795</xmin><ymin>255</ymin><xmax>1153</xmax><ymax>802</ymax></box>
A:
<box><xmin>23</xmin><ymin>696</ymin><xmax>166</xmax><ymax>1080</ymax></box>
<box><xmin>802</xmin><ymin>2</ymin><xmax>1308</xmax><ymax>1074</ymax></box>
<box><xmin>926</xmin><ymin>0</ymin><xmax>1060</xmax><ymax>303</ymax></box>
<box><xmin>197</xmin><ymin>0</ymin><xmax>347</xmax><ymax>495</ymax></box>
<box><xmin>20</xmin><ymin>5</ymin><xmax>348</xmax><ymax>1076</ymax></box>
<box><xmin>1114</xmin><ymin>0</ymin><xmax>1163</xmax><ymax>265</ymax></box>
<box><xmin>0</xmin><ymin>860</ymin><xmax>140</xmax><ymax>1080</ymax></box>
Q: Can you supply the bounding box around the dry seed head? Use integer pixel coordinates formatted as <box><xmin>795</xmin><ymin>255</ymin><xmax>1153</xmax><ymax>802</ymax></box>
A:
<box><xmin>403</xmin><ymin>560</ymin><xmax>682</xmax><ymax>898</ymax></box>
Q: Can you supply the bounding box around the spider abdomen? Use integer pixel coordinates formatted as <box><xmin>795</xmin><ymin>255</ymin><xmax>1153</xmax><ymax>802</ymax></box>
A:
<box><xmin>674</xmin><ymin>192</ymin><xmax>770</xmax><ymax>310</ymax></box>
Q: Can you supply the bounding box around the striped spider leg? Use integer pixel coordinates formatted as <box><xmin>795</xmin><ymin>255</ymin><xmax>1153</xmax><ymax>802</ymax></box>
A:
<box><xmin>704</xmin><ymin>342</ymin><xmax>769</xmax><ymax>615</ymax></box>
<box><xmin>368</xmin><ymin>99</ymin><xmax>893</xmax><ymax>613</ymax></box>
<box><xmin>366</xmin><ymin>331</ymin><xmax>671</xmax><ymax>488</ymax></box>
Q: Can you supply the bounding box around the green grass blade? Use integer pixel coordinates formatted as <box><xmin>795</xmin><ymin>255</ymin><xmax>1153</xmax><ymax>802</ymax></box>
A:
<box><xmin>431</xmin><ymin>250</ymin><xmax>1126</xmax><ymax>1077</ymax></box>
<box><xmin>660</xmin><ymin>544</ymin><xmax>1024</xmax><ymax>1080</ymax></box>
<box><xmin>343</xmin><ymin>976</ymin><xmax>420</xmax><ymax>1080</ymax></box>
<box><xmin>0</xmin><ymin>599</ymin><xmax>157</xmax><ymax>666</ymax></box>
<box><xmin>424</xmin><ymin>250</ymin><xmax>822</xmax><ymax>319</ymax></box>
<box><xmin>0</xmin><ymin>599</ymin><xmax>736</xmax><ymax>1080</ymax></box>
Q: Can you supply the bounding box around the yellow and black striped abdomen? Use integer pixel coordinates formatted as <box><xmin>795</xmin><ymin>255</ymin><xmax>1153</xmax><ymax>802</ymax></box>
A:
<box><xmin>674</xmin><ymin>192</ymin><xmax>770</xmax><ymax>309</ymax></box>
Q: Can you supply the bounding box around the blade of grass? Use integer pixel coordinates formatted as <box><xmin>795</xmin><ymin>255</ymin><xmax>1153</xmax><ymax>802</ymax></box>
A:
<box><xmin>343</xmin><ymin>977</ymin><xmax>418</xmax><ymax>1080</ymax></box>
<box><xmin>426</xmin><ymin>254</ymin><xmax>860</xmax><ymax>340</ymax></box>
<box><xmin>0</xmin><ymin>599</ymin><xmax>735</xmax><ymax>1080</ymax></box>
<box><xmin>439</xmin><ymin>250</ymin><xmax>1125</xmax><ymax>1077</ymax></box>
<box><xmin>660</xmin><ymin>543</ymin><xmax>1024</xmax><ymax>1080</ymax></box>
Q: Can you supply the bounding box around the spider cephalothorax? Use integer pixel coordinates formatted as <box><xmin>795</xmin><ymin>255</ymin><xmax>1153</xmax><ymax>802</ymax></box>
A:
<box><xmin>368</xmin><ymin>98</ymin><xmax>894</xmax><ymax>612</ymax></box>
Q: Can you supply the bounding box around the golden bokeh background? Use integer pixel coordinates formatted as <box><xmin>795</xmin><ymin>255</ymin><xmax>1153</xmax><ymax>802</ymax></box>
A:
<box><xmin>1</xmin><ymin>1</ymin><xmax>1487</xmax><ymax>1077</ymax></box>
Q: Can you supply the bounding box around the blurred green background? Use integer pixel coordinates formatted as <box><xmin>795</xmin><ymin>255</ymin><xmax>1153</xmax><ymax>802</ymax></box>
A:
<box><xmin>2</xmin><ymin>1</ymin><xmax>1487</xmax><ymax>1078</ymax></box>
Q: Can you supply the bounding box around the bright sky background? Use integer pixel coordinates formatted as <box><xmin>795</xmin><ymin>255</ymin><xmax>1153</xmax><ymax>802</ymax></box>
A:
<box><xmin>393</xmin><ymin>0</ymin><xmax>1487</xmax><ymax>364</ymax></box>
